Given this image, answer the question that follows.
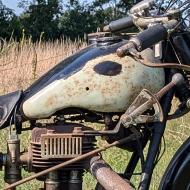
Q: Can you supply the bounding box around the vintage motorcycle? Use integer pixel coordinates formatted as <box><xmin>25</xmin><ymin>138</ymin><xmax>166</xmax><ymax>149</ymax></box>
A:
<box><xmin>0</xmin><ymin>0</ymin><xmax>190</xmax><ymax>189</ymax></box>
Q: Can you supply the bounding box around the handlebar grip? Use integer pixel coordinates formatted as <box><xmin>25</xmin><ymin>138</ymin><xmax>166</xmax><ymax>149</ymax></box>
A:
<box><xmin>117</xmin><ymin>23</ymin><xmax>168</xmax><ymax>57</ymax></box>
<box><xmin>132</xmin><ymin>24</ymin><xmax>168</xmax><ymax>51</ymax></box>
<box><xmin>133</xmin><ymin>20</ymin><xmax>177</xmax><ymax>51</ymax></box>
<box><xmin>103</xmin><ymin>16</ymin><xmax>134</xmax><ymax>32</ymax></box>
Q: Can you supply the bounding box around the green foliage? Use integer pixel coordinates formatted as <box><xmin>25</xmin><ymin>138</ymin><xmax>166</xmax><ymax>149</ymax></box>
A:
<box><xmin>92</xmin><ymin>0</ymin><xmax>133</xmax><ymax>21</ymax></box>
<box><xmin>0</xmin><ymin>0</ymin><xmax>21</xmax><ymax>39</ymax></box>
<box><xmin>1</xmin><ymin>0</ymin><xmax>183</xmax><ymax>41</ymax></box>
<box><xmin>58</xmin><ymin>0</ymin><xmax>133</xmax><ymax>40</ymax></box>
<box><xmin>58</xmin><ymin>1</ymin><xmax>97</xmax><ymax>40</ymax></box>
<box><xmin>19</xmin><ymin>0</ymin><xmax>62</xmax><ymax>41</ymax></box>
<box><xmin>0</xmin><ymin>0</ymin><xmax>134</xmax><ymax>41</ymax></box>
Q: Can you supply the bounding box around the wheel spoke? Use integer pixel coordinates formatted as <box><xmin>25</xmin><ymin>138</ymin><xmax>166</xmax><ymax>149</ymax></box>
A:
<box><xmin>157</xmin><ymin>0</ymin><xmax>166</xmax><ymax>14</ymax></box>
<box><xmin>178</xmin><ymin>0</ymin><xmax>190</xmax><ymax>10</ymax></box>
<box><xmin>165</xmin><ymin>0</ymin><xmax>180</xmax><ymax>12</ymax></box>
<box><xmin>156</xmin><ymin>0</ymin><xmax>190</xmax><ymax>28</ymax></box>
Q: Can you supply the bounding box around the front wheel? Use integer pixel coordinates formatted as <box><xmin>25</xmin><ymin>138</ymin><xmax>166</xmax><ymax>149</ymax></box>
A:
<box><xmin>159</xmin><ymin>137</ymin><xmax>190</xmax><ymax>190</ymax></box>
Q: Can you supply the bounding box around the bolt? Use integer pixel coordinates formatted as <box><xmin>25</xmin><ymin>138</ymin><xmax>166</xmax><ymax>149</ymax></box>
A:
<box><xmin>186</xmin><ymin>99</ymin><xmax>190</xmax><ymax>109</ymax></box>
<box><xmin>121</xmin><ymin>115</ymin><xmax>133</xmax><ymax>127</ymax></box>
<box><xmin>47</xmin><ymin>130</ymin><xmax>55</xmax><ymax>134</ymax></box>
<box><xmin>73</xmin><ymin>127</ymin><xmax>83</xmax><ymax>134</ymax></box>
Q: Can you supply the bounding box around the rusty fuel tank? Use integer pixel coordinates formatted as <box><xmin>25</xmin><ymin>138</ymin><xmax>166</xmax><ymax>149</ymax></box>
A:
<box><xmin>22</xmin><ymin>40</ymin><xmax>165</xmax><ymax>119</ymax></box>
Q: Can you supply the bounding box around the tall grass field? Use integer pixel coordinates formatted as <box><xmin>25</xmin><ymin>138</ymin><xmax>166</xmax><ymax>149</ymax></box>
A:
<box><xmin>0</xmin><ymin>38</ymin><xmax>189</xmax><ymax>189</ymax></box>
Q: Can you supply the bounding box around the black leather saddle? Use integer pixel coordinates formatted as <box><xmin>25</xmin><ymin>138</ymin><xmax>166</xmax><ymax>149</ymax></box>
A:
<box><xmin>0</xmin><ymin>90</ymin><xmax>22</xmax><ymax>129</ymax></box>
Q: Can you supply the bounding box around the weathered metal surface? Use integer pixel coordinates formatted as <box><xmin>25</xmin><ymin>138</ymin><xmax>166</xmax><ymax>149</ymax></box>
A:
<box><xmin>4</xmin><ymin>134</ymin><xmax>140</xmax><ymax>190</ymax></box>
<box><xmin>137</xmin><ymin>58</ymin><xmax>190</xmax><ymax>72</ymax></box>
<box><xmin>120</xmin><ymin>73</ymin><xmax>184</xmax><ymax>127</ymax></box>
<box><xmin>68</xmin><ymin>170</ymin><xmax>82</xmax><ymax>190</ymax></box>
<box><xmin>90</xmin><ymin>156</ymin><xmax>134</xmax><ymax>190</ymax></box>
<box><xmin>22</xmin><ymin>47</ymin><xmax>164</xmax><ymax>119</ymax></box>
<box><xmin>121</xmin><ymin>89</ymin><xmax>164</xmax><ymax>127</ymax></box>
<box><xmin>27</xmin><ymin>124</ymin><xmax>95</xmax><ymax>172</ymax></box>
<box><xmin>41</xmin><ymin>134</ymin><xmax>83</xmax><ymax>159</ymax></box>
<box><xmin>23</xmin><ymin>43</ymin><xmax>124</xmax><ymax>99</ymax></box>
<box><xmin>4</xmin><ymin>133</ymin><xmax>22</xmax><ymax>188</ymax></box>
<box><xmin>45</xmin><ymin>171</ymin><xmax>62</xmax><ymax>190</ymax></box>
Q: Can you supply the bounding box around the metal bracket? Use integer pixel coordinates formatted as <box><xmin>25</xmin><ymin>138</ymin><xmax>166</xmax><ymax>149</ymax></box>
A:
<box><xmin>121</xmin><ymin>89</ymin><xmax>163</xmax><ymax>127</ymax></box>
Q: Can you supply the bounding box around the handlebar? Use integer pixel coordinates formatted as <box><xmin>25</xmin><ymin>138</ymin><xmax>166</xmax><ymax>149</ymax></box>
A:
<box><xmin>130</xmin><ymin>0</ymin><xmax>155</xmax><ymax>14</ymax></box>
<box><xmin>103</xmin><ymin>16</ymin><xmax>134</xmax><ymax>32</ymax></box>
<box><xmin>117</xmin><ymin>20</ymin><xmax>178</xmax><ymax>57</ymax></box>
<box><xmin>101</xmin><ymin>0</ymin><xmax>180</xmax><ymax>57</ymax></box>
<box><xmin>102</xmin><ymin>0</ymin><xmax>181</xmax><ymax>33</ymax></box>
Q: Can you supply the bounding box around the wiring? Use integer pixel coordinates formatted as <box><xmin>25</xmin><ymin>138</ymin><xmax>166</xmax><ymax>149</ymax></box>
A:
<box><xmin>154</xmin><ymin>136</ymin><xmax>166</xmax><ymax>168</ymax></box>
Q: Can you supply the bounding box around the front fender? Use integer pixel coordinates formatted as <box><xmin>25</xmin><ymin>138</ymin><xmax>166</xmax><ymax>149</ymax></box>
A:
<box><xmin>159</xmin><ymin>137</ymin><xmax>190</xmax><ymax>190</ymax></box>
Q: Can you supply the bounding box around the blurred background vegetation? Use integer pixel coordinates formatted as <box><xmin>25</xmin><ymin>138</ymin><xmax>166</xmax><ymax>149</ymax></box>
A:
<box><xmin>0</xmin><ymin>0</ymin><xmax>189</xmax><ymax>189</ymax></box>
<box><xmin>0</xmin><ymin>0</ymin><xmax>133</xmax><ymax>41</ymax></box>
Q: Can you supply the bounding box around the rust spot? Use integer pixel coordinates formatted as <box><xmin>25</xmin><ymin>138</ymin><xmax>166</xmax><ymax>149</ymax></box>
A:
<box><xmin>74</xmin><ymin>80</ymin><xmax>80</xmax><ymax>85</ymax></box>
<box><xmin>45</xmin><ymin>95</ymin><xmax>58</xmax><ymax>108</ymax></box>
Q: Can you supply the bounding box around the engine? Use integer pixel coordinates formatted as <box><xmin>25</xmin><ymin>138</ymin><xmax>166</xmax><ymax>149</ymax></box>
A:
<box><xmin>26</xmin><ymin>123</ymin><xmax>96</xmax><ymax>172</ymax></box>
<box><xmin>1</xmin><ymin>122</ymin><xmax>96</xmax><ymax>189</ymax></box>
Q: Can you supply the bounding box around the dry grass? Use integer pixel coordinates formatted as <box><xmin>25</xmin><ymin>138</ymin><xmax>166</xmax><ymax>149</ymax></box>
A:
<box><xmin>0</xmin><ymin>38</ymin><xmax>86</xmax><ymax>93</ymax></box>
<box><xmin>0</xmin><ymin>38</ymin><xmax>87</xmax><ymax>189</ymax></box>
<box><xmin>0</xmin><ymin>39</ymin><xmax>190</xmax><ymax>189</ymax></box>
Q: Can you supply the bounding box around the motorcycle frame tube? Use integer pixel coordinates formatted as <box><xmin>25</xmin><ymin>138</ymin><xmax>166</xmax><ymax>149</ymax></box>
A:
<box><xmin>124</xmin><ymin>151</ymin><xmax>140</xmax><ymax>180</ymax></box>
<box><xmin>159</xmin><ymin>136</ymin><xmax>190</xmax><ymax>190</ymax></box>
<box><xmin>124</xmin><ymin>129</ymin><xmax>150</xmax><ymax>181</ymax></box>
<box><xmin>138</xmin><ymin>73</ymin><xmax>175</xmax><ymax>190</ymax></box>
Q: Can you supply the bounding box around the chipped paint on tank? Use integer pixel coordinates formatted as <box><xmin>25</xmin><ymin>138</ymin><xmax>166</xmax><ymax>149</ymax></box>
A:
<box><xmin>22</xmin><ymin>49</ymin><xmax>165</xmax><ymax>119</ymax></box>
<box><xmin>94</xmin><ymin>61</ymin><xmax>122</xmax><ymax>76</ymax></box>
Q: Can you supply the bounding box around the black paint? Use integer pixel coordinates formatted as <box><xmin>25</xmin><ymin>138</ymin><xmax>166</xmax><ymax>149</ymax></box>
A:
<box><xmin>94</xmin><ymin>61</ymin><xmax>122</xmax><ymax>76</ymax></box>
<box><xmin>159</xmin><ymin>136</ymin><xmax>190</xmax><ymax>190</ymax></box>
<box><xmin>23</xmin><ymin>40</ymin><xmax>126</xmax><ymax>100</ymax></box>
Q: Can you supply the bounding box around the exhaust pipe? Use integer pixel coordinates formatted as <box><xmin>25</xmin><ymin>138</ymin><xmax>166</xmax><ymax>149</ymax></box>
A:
<box><xmin>90</xmin><ymin>156</ymin><xmax>134</xmax><ymax>190</ymax></box>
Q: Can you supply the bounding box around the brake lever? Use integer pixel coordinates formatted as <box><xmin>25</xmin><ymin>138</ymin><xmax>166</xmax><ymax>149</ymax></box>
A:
<box><xmin>116</xmin><ymin>41</ymin><xmax>141</xmax><ymax>58</ymax></box>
